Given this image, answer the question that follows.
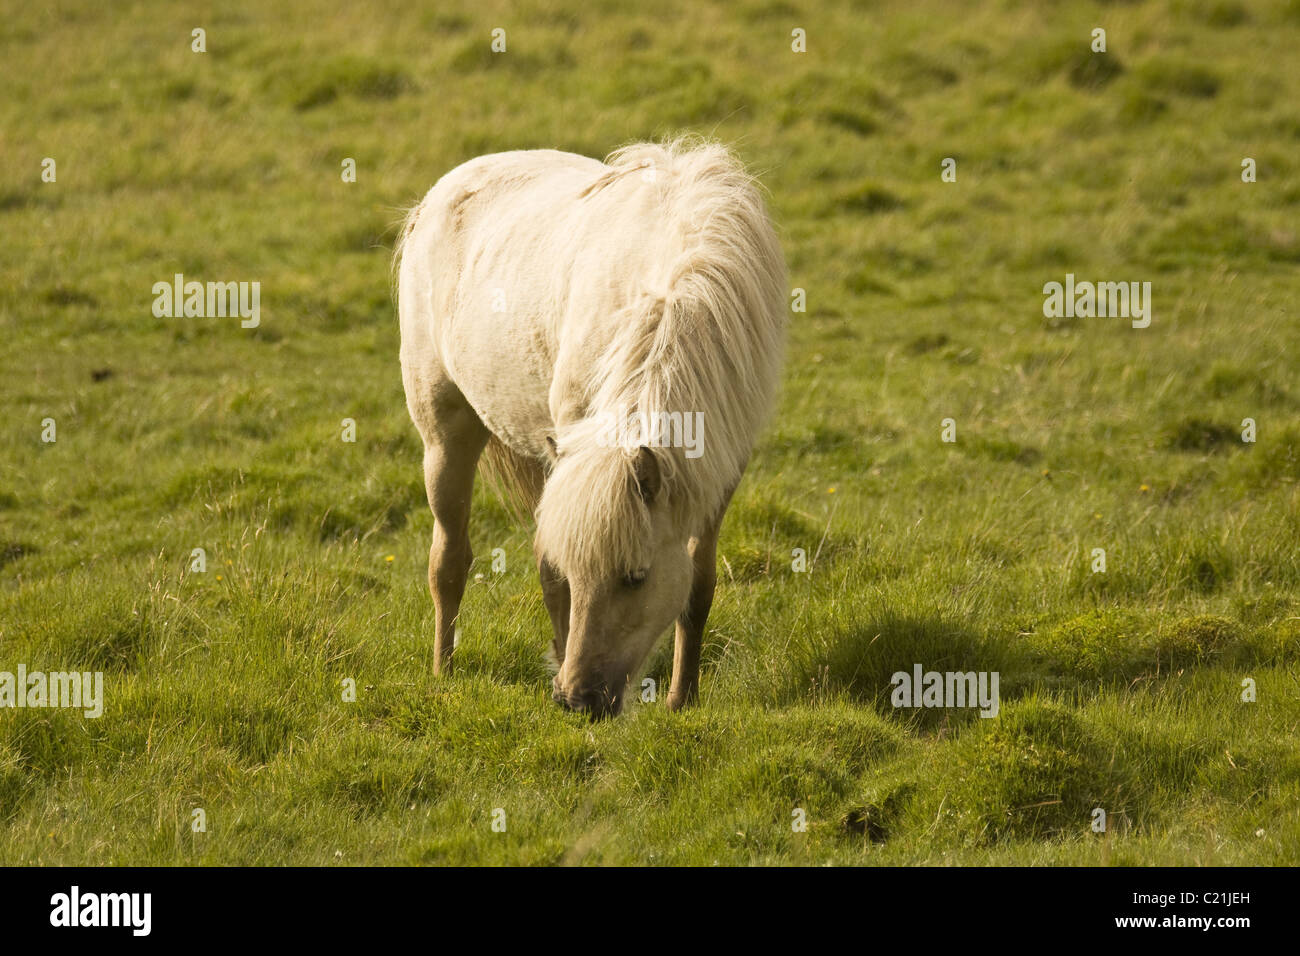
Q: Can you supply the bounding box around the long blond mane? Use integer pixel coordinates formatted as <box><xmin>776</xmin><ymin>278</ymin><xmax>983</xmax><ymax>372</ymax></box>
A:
<box><xmin>534</xmin><ymin>139</ymin><xmax>787</xmax><ymax>579</ymax></box>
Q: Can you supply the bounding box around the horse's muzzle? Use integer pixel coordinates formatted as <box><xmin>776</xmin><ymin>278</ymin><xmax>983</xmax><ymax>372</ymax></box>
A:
<box><xmin>552</xmin><ymin>682</ymin><xmax>622</xmax><ymax>720</ymax></box>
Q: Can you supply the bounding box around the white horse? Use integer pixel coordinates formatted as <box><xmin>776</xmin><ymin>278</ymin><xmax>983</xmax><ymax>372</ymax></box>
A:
<box><xmin>395</xmin><ymin>138</ymin><xmax>786</xmax><ymax>717</ymax></box>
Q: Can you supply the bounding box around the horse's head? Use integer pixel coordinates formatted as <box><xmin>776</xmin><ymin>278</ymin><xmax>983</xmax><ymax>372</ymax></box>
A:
<box><xmin>536</xmin><ymin>442</ymin><xmax>694</xmax><ymax>718</ymax></box>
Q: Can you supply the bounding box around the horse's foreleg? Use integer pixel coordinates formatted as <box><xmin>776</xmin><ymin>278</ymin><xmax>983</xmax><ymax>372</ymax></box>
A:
<box><xmin>539</xmin><ymin>556</ymin><xmax>571</xmax><ymax>666</ymax></box>
<box><xmin>666</xmin><ymin>492</ymin><xmax>732</xmax><ymax>711</ymax></box>
<box><xmin>420</xmin><ymin>397</ymin><xmax>489</xmax><ymax>676</ymax></box>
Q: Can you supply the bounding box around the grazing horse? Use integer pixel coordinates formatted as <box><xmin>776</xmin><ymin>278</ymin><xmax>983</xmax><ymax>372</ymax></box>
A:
<box><xmin>395</xmin><ymin>138</ymin><xmax>786</xmax><ymax>718</ymax></box>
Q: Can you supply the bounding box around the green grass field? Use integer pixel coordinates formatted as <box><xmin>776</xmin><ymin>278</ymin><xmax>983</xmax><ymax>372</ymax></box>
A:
<box><xmin>2</xmin><ymin>0</ymin><xmax>1298</xmax><ymax>865</ymax></box>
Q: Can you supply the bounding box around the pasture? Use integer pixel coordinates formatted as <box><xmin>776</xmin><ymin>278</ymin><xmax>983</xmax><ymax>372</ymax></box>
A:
<box><xmin>1</xmin><ymin>0</ymin><xmax>1298</xmax><ymax>864</ymax></box>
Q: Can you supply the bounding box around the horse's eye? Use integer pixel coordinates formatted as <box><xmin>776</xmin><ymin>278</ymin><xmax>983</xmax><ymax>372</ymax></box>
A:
<box><xmin>622</xmin><ymin>568</ymin><xmax>647</xmax><ymax>589</ymax></box>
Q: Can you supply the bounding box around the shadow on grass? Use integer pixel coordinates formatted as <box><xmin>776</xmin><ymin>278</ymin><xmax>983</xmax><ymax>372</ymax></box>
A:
<box><xmin>785</xmin><ymin>609</ymin><xmax>1025</xmax><ymax>732</ymax></box>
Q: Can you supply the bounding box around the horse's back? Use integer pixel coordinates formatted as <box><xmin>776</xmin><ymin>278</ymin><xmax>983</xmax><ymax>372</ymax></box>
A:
<box><xmin>398</xmin><ymin>150</ymin><xmax>602</xmax><ymax>454</ymax></box>
<box><xmin>398</xmin><ymin>142</ymin><xmax>782</xmax><ymax>471</ymax></box>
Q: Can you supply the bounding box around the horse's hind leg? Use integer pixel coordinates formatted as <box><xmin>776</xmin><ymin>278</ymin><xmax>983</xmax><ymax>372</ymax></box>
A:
<box><xmin>407</xmin><ymin>371</ymin><xmax>490</xmax><ymax>675</ymax></box>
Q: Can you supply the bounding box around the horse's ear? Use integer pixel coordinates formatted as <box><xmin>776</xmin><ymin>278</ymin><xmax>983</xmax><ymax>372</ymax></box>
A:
<box><xmin>545</xmin><ymin>435</ymin><xmax>558</xmax><ymax>463</ymax></box>
<box><xmin>633</xmin><ymin>446</ymin><xmax>661</xmax><ymax>504</ymax></box>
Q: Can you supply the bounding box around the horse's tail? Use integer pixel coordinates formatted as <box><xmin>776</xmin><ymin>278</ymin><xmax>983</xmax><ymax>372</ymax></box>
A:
<box><xmin>478</xmin><ymin>436</ymin><xmax>546</xmax><ymax>525</ymax></box>
<box><xmin>390</xmin><ymin>196</ymin><xmax>426</xmax><ymax>300</ymax></box>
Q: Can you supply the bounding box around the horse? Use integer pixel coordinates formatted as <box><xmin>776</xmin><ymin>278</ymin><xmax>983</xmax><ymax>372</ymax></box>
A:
<box><xmin>394</xmin><ymin>138</ymin><xmax>786</xmax><ymax>718</ymax></box>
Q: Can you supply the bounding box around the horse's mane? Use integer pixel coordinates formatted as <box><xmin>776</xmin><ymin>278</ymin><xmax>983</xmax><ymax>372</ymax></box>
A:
<box><xmin>535</xmin><ymin>137</ymin><xmax>787</xmax><ymax>579</ymax></box>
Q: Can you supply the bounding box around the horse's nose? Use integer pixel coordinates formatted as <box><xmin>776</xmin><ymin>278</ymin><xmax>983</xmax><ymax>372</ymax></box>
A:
<box><xmin>554</xmin><ymin>685</ymin><xmax>620</xmax><ymax>720</ymax></box>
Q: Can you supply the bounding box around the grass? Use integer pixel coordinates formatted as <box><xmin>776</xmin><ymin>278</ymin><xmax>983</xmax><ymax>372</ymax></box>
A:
<box><xmin>1</xmin><ymin>0</ymin><xmax>1299</xmax><ymax>865</ymax></box>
